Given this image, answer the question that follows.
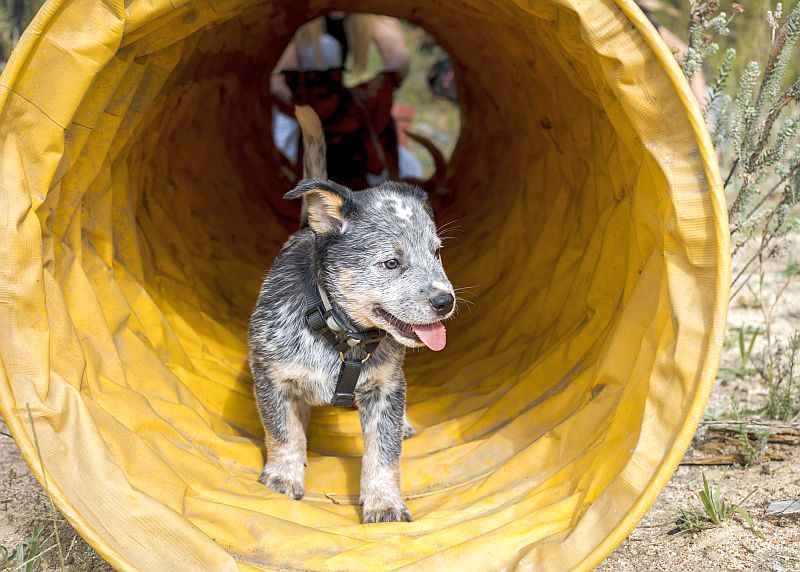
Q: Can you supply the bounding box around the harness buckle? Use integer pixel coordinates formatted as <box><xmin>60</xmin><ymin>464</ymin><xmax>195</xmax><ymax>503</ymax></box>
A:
<box><xmin>331</xmin><ymin>392</ymin><xmax>357</xmax><ymax>408</ymax></box>
<box><xmin>347</xmin><ymin>328</ymin><xmax>386</xmax><ymax>346</ymax></box>
<box><xmin>331</xmin><ymin>327</ymin><xmax>385</xmax><ymax>353</ymax></box>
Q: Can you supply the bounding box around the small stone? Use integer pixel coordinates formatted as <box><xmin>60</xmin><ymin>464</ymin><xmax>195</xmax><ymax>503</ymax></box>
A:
<box><xmin>766</xmin><ymin>500</ymin><xmax>800</xmax><ymax>516</ymax></box>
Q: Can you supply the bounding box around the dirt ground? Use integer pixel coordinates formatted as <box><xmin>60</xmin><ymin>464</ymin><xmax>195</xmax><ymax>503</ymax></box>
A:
<box><xmin>1</xmin><ymin>253</ymin><xmax>799</xmax><ymax>571</ymax></box>
<box><xmin>599</xmin><ymin>237</ymin><xmax>800</xmax><ymax>572</ymax></box>
<box><xmin>0</xmin><ymin>420</ymin><xmax>113</xmax><ymax>571</ymax></box>
<box><xmin>597</xmin><ymin>448</ymin><xmax>800</xmax><ymax>572</ymax></box>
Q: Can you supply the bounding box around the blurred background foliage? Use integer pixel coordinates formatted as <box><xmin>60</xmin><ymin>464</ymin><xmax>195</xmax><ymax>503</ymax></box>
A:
<box><xmin>650</xmin><ymin>0</ymin><xmax>799</xmax><ymax>80</ymax></box>
<box><xmin>0</xmin><ymin>0</ymin><xmax>43</xmax><ymax>69</ymax></box>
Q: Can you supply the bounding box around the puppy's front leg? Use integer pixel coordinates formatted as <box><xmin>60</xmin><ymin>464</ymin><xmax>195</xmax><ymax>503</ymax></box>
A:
<box><xmin>359</xmin><ymin>377</ymin><xmax>411</xmax><ymax>523</ymax></box>
<box><xmin>253</xmin><ymin>364</ymin><xmax>307</xmax><ymax>500</ymax></box>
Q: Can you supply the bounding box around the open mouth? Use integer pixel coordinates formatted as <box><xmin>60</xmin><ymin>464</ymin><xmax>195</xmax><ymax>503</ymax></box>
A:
<box><xmin>375</xmin><ymin>308</ymin><xmax>447</xmax><ymax>351</ymax></box>
<box><xmin>376</xmin><ymin>308</ymin><xmax>419</xmax><ymax>340</ymax></box>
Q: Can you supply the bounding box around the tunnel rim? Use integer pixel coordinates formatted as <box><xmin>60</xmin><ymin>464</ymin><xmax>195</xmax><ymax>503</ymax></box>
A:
<box><xmin>0</xmin><ymin>0</ymin><xmax>729</xmax><ymax>570</ymax></box>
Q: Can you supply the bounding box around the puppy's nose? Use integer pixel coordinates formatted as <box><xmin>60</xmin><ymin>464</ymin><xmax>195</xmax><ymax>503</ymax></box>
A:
<box><xmin>430</xmin><ymin>293</ymin><xmax>455</xmax><ymax>316</ymax></box>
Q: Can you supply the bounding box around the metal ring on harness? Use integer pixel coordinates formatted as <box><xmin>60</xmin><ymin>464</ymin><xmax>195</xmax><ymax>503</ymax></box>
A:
<box><xmin>339</xmin><ymin>351</ymin><xmax>373</xmax><ymax>364</ymax></box>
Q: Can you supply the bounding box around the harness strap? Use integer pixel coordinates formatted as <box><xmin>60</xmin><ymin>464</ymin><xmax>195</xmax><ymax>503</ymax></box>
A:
<box><xmin>303</xmin><ymin>274</ymin><xmax>385</xmax><ymax>408</ymax></box>
<box><xmin>332</xmin><ymin>358</ymin><xmax>364</xmax><ymax>408</ymax></box>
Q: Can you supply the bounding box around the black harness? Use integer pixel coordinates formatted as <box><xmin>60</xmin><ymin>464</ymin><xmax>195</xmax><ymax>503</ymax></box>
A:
<box><xmin>304</xmin><ymin>276</ymin><xmax>385</xmax><ymax>408</ymax></box>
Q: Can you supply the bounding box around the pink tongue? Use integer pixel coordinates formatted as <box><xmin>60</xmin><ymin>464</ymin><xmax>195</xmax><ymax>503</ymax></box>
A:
<box><xmin>411</xmin><ymin>322</ymin><xmax>447</xmax><ymax>351</ymax></box>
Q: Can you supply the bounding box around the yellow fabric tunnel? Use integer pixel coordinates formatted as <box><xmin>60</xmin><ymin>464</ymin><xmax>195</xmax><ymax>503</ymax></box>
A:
<box><xmin>0</xmin><ymin>0</ymin><xmax>729</xmax><ymax>569</ymax></box>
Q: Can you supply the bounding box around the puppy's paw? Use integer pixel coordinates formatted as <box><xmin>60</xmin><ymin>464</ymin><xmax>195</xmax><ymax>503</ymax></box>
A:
<box><xmin>363</xmin><ymin>502</ymin><xmax>412</xmax><ymax>524</ymax></box>
<box><xmin>402</xmin><ymin>413</ymin><xmax>416</xmax><ymax>440</ymax></box>
<box><xmin>401</xmin><ymin>421</ymin><xmax>416</xmax><ymax>440</ymax></box>
<box><xmin>259</xmin><ymin>468</ymin><xmax>305</xmax><ymax>500</ymax></box>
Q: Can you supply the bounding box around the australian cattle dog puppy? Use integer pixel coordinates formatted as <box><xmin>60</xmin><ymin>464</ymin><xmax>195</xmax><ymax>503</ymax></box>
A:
<box><xmin>248</xmin><ymin>105</ymin><xmax>455</xmax><ymax>523</ymax></box>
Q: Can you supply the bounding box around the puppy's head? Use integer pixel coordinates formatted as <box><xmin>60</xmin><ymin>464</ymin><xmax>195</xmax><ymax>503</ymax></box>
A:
<box><xmin>284</xmin><ymin>179</ymin><xmax>455</xmax><ymax>351</ymax></box>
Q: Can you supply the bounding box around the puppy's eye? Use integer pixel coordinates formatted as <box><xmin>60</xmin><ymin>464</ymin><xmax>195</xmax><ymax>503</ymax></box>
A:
<box><xmin>434</xmin><ymin>248</ymin><xmax>441</xmax><ymax>259</ymax></box>
<box><xmin>383</xmin><ymin>259</ymin><xmax>400</xmax><ymax>270</ymax></box>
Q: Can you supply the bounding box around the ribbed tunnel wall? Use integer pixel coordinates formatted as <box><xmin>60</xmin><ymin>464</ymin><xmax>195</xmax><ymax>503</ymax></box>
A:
<box><xmin>0</xmin><ymin>0</ymin><xmax>728</xmax><ymax>570</ymax></box>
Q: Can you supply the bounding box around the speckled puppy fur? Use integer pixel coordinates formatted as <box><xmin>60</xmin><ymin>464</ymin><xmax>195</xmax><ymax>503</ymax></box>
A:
<box><xmin>248</xmin><ymin>106</ymin><xmax>455</xmax><ymax>523</ymax></box>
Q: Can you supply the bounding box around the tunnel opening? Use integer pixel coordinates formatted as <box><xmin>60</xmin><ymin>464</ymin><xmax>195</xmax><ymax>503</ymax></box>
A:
<box><xmin>268</xmin><ymin>14</ymin><xmax>463</xmax><ymax>190</ymax></box>
<box><xmin>124</xmin><ymin>0</ymin><xmax>658</xmax><ymax>541</ymax></box>
<box><xmin>0</xmin><ymin>0</ymin><xmax>728</xmax><ymax>569</ymax></box>
<box><xmin>126</xmin><ymin>0</ymin><xmax>637</xmax><ymax>452</ymax></box>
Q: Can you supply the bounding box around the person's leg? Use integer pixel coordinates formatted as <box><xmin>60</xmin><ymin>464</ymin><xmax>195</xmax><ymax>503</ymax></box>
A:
<box><xmin>272</xmin><ymin>109</ymin><xmax>300</xmax><ymax>164</ymax></box>
<box><xmin>397</xmin><ymin>145</ymin><xmax>423</xmax><ymax>179</ymax></box>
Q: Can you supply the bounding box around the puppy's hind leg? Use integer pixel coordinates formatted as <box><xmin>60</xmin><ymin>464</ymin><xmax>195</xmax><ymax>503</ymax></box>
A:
<box><xmin>359</xmin><ymin>378</ymin><xmax>411</xmax><ymax>523</ymax></box>
<box><xmin>252</xmin><ymin>363</ymin><xmax>307</xmax><ymax>500</ymax></box>
<box><xmin>401</xmin><ymin>409</ymin><xmax>416</xmax><ymax>440</ymax></box>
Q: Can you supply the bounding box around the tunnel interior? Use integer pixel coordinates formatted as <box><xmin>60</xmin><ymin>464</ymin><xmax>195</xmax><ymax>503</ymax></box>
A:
<box><xmin>0</xmin><ymin>0</ymin><xmax>727</xmax><ymax>569</ymax></box>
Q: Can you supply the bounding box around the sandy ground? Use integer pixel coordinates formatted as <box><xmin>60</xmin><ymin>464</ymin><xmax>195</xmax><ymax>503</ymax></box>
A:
<box><xmin>2</xmin><ymin>244</ymin><xmax>799</xmax><ymax>571</ymax></box>
<box><xmin>597</xmin><ymin>448</ymin><xmax>800</xmax><ymax>572</ymax></box>
<box><xmin>0</xmin><ymin>418</ymin><xmax>114</xmax><ymax>571</ymax></box>
<box><xmin>599</xmin><ymin>237</ymin><xmax>800</xmax><ymax>571</ymax></box>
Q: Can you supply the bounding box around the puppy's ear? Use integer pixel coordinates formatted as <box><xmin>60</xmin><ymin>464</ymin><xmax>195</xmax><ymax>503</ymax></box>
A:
<box><xmin>284</xmin><ymin>179</ymin><xmax>353</xmax><ymax>235</ymax></box>
<box><xmin>422</xmin><ymin>198</ymin><xmax>435</xmax><ymax>220</ymax></box>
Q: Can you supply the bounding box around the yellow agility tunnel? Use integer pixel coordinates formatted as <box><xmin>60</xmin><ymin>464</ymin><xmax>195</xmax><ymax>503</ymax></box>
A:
<box><xmin>0</xmin><ymin>0</ymin><xmax>729</xmax><ymax>569</ymax></box>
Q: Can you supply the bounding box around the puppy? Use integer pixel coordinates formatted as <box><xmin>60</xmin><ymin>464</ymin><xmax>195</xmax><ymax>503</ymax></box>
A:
<box><xmin>248</xmin><ymin>105</ymin><xmax>455</xmax><ymax>523</ymax></box>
